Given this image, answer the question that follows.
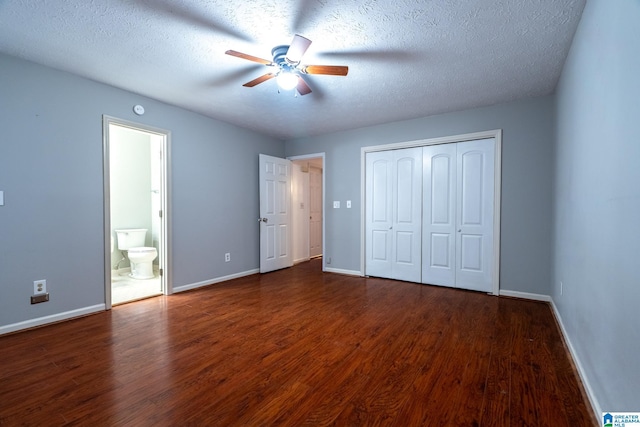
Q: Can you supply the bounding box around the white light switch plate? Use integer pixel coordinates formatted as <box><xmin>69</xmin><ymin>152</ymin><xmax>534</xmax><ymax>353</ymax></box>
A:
<box><xmin>333</xmin><ymin>201</ymin><xmax>340</xmax><ymax>208</ymax></box>
<box><xmin>346</xmin><ymin>200</ymin><xmax>351</xmax><ymax>208</ymax></box>
<box><xmin>0</xmin><ymin>191</ymin><xmax>4</xmax><ymax>206</ymax></box>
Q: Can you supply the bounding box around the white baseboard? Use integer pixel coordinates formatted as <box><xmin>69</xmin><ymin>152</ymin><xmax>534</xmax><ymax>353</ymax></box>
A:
<box><xmin>550</xmin><ymin>299</ymin><xmax>601</xmax><ymax>422</ymax></box>
<box><xmin>499</xmin><ymin>289</ymin><xmax>551</xmax><ymax>302</ymax></box>
<box><xmin>0</xmin><ymin>304</ymin><xmax>105</xmax><ymax>336</ymax></box>
<box><xmin>324</xmin><ymin>267</ymin><xmax>362</xmax><ymax>276</ymax></box>
<box><xmin>173</xmin><ymin>268</ymin><xmax>260</xmax><ymax>293</ymax></box>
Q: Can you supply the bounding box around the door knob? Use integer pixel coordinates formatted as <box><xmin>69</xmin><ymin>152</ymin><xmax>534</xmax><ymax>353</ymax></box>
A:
<box><xmin>259</xmin><ymin>217</ymin><xmax>268</xmax><ymax>223</ymax></box>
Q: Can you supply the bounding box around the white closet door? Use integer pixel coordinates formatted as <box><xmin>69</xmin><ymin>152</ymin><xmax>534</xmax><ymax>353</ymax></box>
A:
<box><xmin>365</xmin><ymin>148</ymin><xmax>422</xmax><ymax>282</ymax></box>
<box><xmin>392</xmin><ymin>149</ymin><xmax>423</xmax><ymax>282</ymax></box>
<box><xmin>455</xmin><ymin>138</ymin><xmax>495</xmax><ymax>292</ymax></box>
<box><xmin>422</xmin><ymin>144</ymin><xmax>457</xmax><ymax>287</ymax></box>
<box><xmin>365</xmin><ymin>151</ymin><xmax>393</xmax><ymax>279</ymax></box>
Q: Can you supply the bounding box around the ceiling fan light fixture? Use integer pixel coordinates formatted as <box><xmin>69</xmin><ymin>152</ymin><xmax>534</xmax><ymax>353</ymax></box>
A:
<box><xmin>276</xmin><ymin>71</ymin><xmax>298</xmax><ymax>91</ymax></box>
<box><xmin>226</xmin><ymin>34</ymin><xmax>348</xmax><ymax>96</ymax></box>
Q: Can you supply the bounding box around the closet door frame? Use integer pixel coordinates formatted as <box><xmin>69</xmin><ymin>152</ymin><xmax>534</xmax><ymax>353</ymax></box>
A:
<box><xmin>360</xmin><ymin>129</ymin><xmax>502</xmax><ymax>295</ymax></box>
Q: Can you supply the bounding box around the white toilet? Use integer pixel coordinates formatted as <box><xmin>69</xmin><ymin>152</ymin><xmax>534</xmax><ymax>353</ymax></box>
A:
<box><xmin>115</xmin><ymin>229</ymin><xmax>158</xmax><ymax>280</ymax></box>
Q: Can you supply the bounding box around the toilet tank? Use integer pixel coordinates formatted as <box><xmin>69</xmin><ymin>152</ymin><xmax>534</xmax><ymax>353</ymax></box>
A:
<box><xmin>115</xmin><ymin>229</ymin><xmax>147</xmax><ymax>250</ymax></box>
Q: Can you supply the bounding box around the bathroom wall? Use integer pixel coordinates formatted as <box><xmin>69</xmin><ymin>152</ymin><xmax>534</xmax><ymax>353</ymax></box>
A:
<box><xmin>109</xmin><ymin>125</ymin><xmax>154</xmax><ymax>269</ymax></box>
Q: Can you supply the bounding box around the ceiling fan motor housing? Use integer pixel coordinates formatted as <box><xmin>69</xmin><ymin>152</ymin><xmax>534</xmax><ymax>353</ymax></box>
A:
<box><xmin>272</xmin><ymin>45</ymin><xmax>297</xmax><ymax>71</ymax></box>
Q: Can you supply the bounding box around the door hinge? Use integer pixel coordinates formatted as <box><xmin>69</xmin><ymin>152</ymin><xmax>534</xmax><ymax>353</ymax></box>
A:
<box><xmin>159</xmin><ymin>268</ymin><xmax>163</xmax><ymax>277</ymax></box>
<box><xmin>159</xmin><ymin>210</ymin><xmax>163</xmax><ymax>218</ymax></box>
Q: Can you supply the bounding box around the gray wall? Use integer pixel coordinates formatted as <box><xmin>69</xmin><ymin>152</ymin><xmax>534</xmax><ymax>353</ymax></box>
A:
<box><xmin>285</xmin><ymin>96</ymin><xmax>555</xmax><ymax>295</ymax></box>
<box><xmin>553</xmin><ymin>0</ymin><xmax>640</xmax><ymax>412</ymax></box>
<box><xmin>0</xmin><ymin>53</ymin><xmax>283</xmax><ymax>328</ymax></box>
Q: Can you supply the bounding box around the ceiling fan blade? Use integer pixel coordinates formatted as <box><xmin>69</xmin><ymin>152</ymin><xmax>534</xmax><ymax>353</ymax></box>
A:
<box><xmin>225</xmin><ymin>50</ymin><xmax>273</xmax><ymax>65</ymax></box>
<box><xmin>302</xmin><ymin>65</ymin><xmax>349</xmax><ymax>76</ymax></box>
<box><xmin>296</xmin><ymin>76</ymin><xmax>312</xmax><ymax>96</ymax></box>
<box><xmin>243</xmin><ymin>73</ymin><xmax>276</xmax><ymax>87</ymax></box>
<box><xmin>286</xmin><ymin>34</ymin><xmax>312</xmax><ymax>63</ymax></box>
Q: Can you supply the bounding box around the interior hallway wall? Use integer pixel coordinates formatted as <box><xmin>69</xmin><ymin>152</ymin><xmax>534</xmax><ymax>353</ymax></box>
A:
<box><xmin>291</xmin><ymin>163</ymin><xmax>310</xmax><ymax>263</ymax></box>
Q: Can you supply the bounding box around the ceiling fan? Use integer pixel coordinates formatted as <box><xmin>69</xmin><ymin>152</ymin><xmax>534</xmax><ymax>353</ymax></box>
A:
<box><xmin>225</xmin><ymin>34</ymin><xmax>349</xmax><ymax>96</ymax></box>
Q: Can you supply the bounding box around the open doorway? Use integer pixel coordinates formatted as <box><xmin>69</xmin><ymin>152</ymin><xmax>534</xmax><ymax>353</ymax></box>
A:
<box><xmin>103</xmin><ymin>116</ymin><xmax>171</xmax><ymax>308</ymax></box>
<box><xmin>290</xmin><ymin>154</ymin><xmax>324</xmax><ymax>267</ymax></box>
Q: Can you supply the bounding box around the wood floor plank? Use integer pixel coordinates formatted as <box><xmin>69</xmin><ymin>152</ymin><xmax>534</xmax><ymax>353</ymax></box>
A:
<box><xmin>392</xmin><ymin>289</ymin><xmax>472</xmax><ymax>425</ymax></box>
<box><xmin>0</xmin><ymin>259</ymin><xmax>596</xmax><ymax>426</ymax></box>
<box><xmin>449</xmin><ymin>294</ymin><xmax>498</xmax><ymax>426</ymax></box>
<box><xmin>479</xmin><ymin>298</ymin><xmax>513</xmax><ymax>427</ymax></box>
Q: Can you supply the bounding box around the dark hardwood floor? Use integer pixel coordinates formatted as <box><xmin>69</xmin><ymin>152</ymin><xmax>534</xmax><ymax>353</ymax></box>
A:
<box><xmin>0</xmin><ymin>259</ymin><xmax>596</xmax><ymax>426</ymax></box>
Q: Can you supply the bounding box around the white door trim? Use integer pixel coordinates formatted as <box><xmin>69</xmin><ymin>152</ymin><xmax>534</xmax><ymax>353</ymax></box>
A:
<box><xmin>288</xmin><ymin>152</ymin><xmax>326</xmax><ymax>272</ymax></box>
<box><xmin>360</xmin><ymin>129</ymin><xmax>502</xmax><ymax>295</ymax></box>
<box><xmin>102</xmin><ymin>115</ymin><xmax>172</xmax><ymax>310</ymax></box>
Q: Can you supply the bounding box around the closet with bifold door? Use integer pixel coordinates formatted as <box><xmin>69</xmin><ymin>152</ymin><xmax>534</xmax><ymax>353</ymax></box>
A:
<box><xmin>365</xmin><ymin>137</ymin><xmax>497</xmax><ymax>293</ymax></box>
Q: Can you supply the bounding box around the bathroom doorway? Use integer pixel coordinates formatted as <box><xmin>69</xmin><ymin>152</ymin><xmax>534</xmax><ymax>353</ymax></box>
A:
<box><xmin>103</xmin><ymin>116</ymin><xmax>171</xmax><ymax>308</ymax></box>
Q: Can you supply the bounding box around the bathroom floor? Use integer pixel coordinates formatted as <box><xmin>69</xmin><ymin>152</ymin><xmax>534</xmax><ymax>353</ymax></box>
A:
<box><xmin>111</xmin><ymin>269</ymin><xmax>162</xmax><ymax>305</ymax></box>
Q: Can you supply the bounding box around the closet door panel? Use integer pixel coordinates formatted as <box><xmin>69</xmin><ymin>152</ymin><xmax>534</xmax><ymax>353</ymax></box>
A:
<box><xmin>455</xmin><ymin>138</ymin><xmax>495</xmax><ymax>292</ymax></box>
<box><xmin>366</xmin><ymin>148</ymin><xmax>422</xmax><ymax>282</ymax></box>
<box><xmin>371</xmin><ymin>230</ymin><xmax>389</xmax><ymax>260</ymax></box>
<box><xmin>365</xmin><ymin>152</ymin><xmax>393</xmax><ymax>279</ymax></box>
<box><xmin>391</xmin><ymin>149</ymin><xmax>423</xmax><ymax>282</ymax></box>
<box><xmin>422</xmin><ymin>144</ymin><xmax>457</xmax><ymax>286</ymax></box>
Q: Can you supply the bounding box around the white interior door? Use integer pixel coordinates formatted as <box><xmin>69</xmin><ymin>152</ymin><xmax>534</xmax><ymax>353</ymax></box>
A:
<box><xmin>422</xmin><ymin>143</ymin><xmax>457</xmax><ymax>287</ymax></box>
<box><xmin>392</xmin><ymin>149</ymin><xmax>423</xmax><ymax>282</ymax></box>
<box><xmin>365</xmin><ymin>151</ymin><xmax>393</xmax><ymax>279</ymax></box>
<box><xmin>455</xmin><ymin>139</ymin><xmax>495</xmax><ymax>292</ymax></box>
<box><xmin>365</xmin><ymin>148</ymin><xmax>422</xmax><ymax>282</ymax></box>
<box><xmin>259</xmin><ymin>154</ymin><xmax>293</xmax><ymax>273</ymax></box>
<box><xmin>309</xmin><ymin>166</ymin><xmax>323</xmax><ymax>258</ymax></box>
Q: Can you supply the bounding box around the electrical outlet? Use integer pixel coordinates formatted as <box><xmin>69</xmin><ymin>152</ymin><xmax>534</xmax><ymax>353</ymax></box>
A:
<box><xmin>327</xmin><ymin>257</ymin><xmax>331</xmax><ymax>265</ymax></box>
<box><xmin>225</xmin><ymin>253</ymin><xmax>231</xmax><ymax>262</ymax></box>
<box><xmin>34</xmin><ymin>279</ymin><xmax>46</xmax><ymax>295</ymax></box>
<box><xmin>333</xmin><ymin>201</ymin><xmax>340</xmax><ymax>209</ymax></box>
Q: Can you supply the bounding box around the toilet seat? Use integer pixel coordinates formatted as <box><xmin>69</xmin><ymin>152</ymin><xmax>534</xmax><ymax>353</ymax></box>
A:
<box><xmin>128</xmin><ymin>247</ymin><xmax>157</xmax><ymax>254</ymax></box>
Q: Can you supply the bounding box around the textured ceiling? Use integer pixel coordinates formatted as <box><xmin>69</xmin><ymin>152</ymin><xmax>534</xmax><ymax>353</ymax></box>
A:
<box><xmin>0</xmin><ymin>0</ymin><xmax>585</xmax><ymax>140</ymax></box>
